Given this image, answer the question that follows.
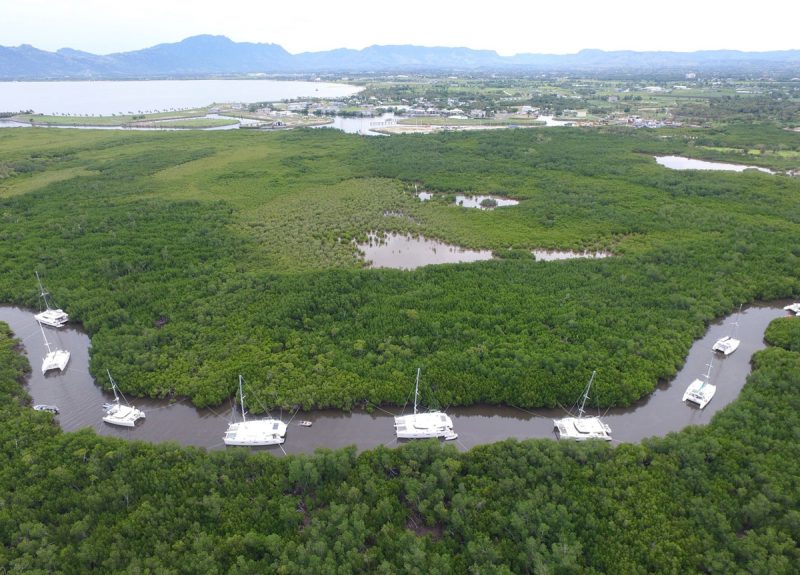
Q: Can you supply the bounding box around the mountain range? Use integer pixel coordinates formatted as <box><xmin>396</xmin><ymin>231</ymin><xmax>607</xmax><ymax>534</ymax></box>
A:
<box><xmin>2</xmin><ymin>35</ymin><xmax>799</xmax><ymax>79</ymax></box>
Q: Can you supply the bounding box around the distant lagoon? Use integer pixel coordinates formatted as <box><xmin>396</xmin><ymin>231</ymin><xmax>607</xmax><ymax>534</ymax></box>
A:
<box><xmin>0</xmin><ymin>79</ymin><xmax>362</xmax><ymax>116</ymax></box>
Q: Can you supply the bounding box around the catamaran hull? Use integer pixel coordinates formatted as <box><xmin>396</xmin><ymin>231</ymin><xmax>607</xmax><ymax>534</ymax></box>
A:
<box><xmin>784</xmin><ymin>303</ymin><xmax>800</xmax><ymax>316</ymax></box>
<box><xmin>35</xmin><ymin>310</ymin><xmax>69</xmax><ymax>328</ymax></box>
<box><xmin>712</xmin><ymin>336</ymin><xmax>740</xmax><ymax>356</ymax></box>
<box><xmin>102</xmin><ymin>415</ymin><xmax>144</xmax><ymax>427</ymax></box>
<box><xmin>395</xmin><ymin>430</ymin><xmax>459</xmax><ymax>440</ymax></box>
<box><xmin>394</xmin><ymin>412</ymin><xmax>457</xmax><ymax>440</ymax></box>
<box><xmin>223</xmin><ymin>420</ymin><xmax>288</xmax><ymax>446</ymax></box>
<box><xmin>102</xmin><ymin>404</ymin><xmax>145</xmax><ymax>427</ymax></box>
<box><xmin>42</xmin><ymin>350</ymin><xmax>70</xmax><ymax>374</ymax></box>
<box><xmin>682</xmin><ymin>380</ymin><xmax>716</xmax><ymax>409</ymax></box>
<box><xmin>553</xmin><ymin>417</ymin><xmax>612</xmax><ymax>441</ymax></box>
<box><xmin>223</xmin><ymin>437</ymin><xmax>286</xmax><ymax>446</ymax></box>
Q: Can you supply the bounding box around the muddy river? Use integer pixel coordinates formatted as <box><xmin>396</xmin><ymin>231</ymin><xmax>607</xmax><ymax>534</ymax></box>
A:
<box><xmin>0</xmin><ymin>303</ymin><xmax>787</xmax><ymax>454</ymax></box>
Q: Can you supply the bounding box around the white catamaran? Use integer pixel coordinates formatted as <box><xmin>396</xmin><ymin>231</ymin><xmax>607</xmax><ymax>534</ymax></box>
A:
<box><xmin>683</xmin><ymin>358</ymin><xmax>716</xmax><ymax>409</ymax></box>
<box><xmin>712</xmin><ymin>305</ymin><xmax>742</xmax><ymax>356</ymax></box>
<box><xmin>34</xmin><ymin>271</ymin><xmax>69</xmax><ymax>328</ymax></box>
<box><xmin>102</xmin><ymin>370</ymin><xmax>145</xmax><ymax>427</ymax></box>
<box><xmin>39</xmin><ymin>322</ymin><xmax>70</xmax><ymax>374</ymax></box>
<box><xmin>553</xmin><ymin>371</ymin><xmax>612</xmax><ymax>441</ymax></box>
<box><xmin>223</xmin><ymin>375</ymin><xmax>287</xmax><ymax>446</ymax></box>
<box><xmin>394</xmin><ymin>368</ymin><xmax>458</xmax><ymax>441</ymax></box>
<box><xmin>784</xmin><ymin>303</ymin><xmax>800</xmax><ymax>316</ymax></box>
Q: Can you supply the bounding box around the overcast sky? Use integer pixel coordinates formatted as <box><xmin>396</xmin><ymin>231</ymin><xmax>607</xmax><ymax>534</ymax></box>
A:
<box><xmin>4</xmin><ymin>0</ymin><xmax>799</xmax><ymax>55</ymax></box>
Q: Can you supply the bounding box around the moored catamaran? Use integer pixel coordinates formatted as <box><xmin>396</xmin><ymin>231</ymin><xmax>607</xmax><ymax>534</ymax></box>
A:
<box><xmin>683</xmin><ymin>357</ymin><xmax>716</xmax><ymax>409</ymax></box>
<box><xmin>34</xmin><ymin>271</ymin><xmax>69</xmax><ymax>328</ymax></box>
<box><xmin>102</xmin><ymin>370</ymin><xmax>146</xmax><ymax>427</ymax></box>
<box><xmin>223</xmin><ymin>375</ymin><xmax>287</xmax><ymax>446</ymax></box>
<box><xmin>39</xmin><ymin>322</ymin><xmax>70</xmax><ymax>374</ymax></box>
<box><xmin>394</xmin><ymin>368</ymin><xmax>457</xmax><ymax>441</ymax></box>
<box><xmin>553</xmin><ymin>370</ymin><xmax>612</xmax><ymax>441</ymax></box>
<box><xmin>713</xmin><ymin>304</ymin><xmax>742</xmax><ymax>356</ymax></box>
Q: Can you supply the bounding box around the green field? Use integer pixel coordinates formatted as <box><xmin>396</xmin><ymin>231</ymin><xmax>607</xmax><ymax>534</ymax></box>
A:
<box><xmin>0</xmin><ymin>125</ymin><xmax>798</xmax><ymax>411</ymax></box>
<box><xmin>11</xmin><ymin>109</ymin><xmax>213</xmax><ymax>127</ymax></box>
<box><xmin>146</xmin><ymin>118</ymin><xmax>239</xmax><ymax>129</ymax></box>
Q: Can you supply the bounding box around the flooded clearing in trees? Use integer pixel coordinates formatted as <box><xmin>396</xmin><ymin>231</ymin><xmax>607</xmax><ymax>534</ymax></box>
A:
<box><xmin>355</xmin><ymin>232</ymin><xmax>494</xmax><ymax>270</ymax></box>
<box><xmin>454</xmin><ymin>195</ymin><xmax>520</xmax><ymax>209</ymax></box>
<box><xmin>412</xmin><ymin>191</ymin><xmax>519</xmax><ymax>209</ymax></box>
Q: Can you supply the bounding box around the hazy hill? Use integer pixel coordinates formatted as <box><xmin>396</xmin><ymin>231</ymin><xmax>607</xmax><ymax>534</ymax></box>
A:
<box><xmin>1</xmin><ymin>35</ymin><xmax>799</xmax><ymax>79</ymax></box>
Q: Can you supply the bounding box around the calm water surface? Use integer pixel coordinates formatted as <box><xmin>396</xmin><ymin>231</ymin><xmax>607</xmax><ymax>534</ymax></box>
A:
<box><xmin>355</xmin><ymin>232</ymin><xmax>494</xmax><ymax>270</ymax></box>
<box><xmin>0</xmin><ymin>303</ymin><xmax>787</xmax><ymax>454</ymax></box>
<box><xmin>0</xmin><ymin>80</ymin><xmax>361</xmax><ymax>116</ymax></box>
<box><xmin>316</xmin><ymin>113</ymin><xmax>397</xmax><ymax>135</ymax></box>
<box><xmin>455</xmin><ymin>195</ymin><xmax>520</xmax><ymax>209</ymax></box>
<box><xmin>655</xmin><ymin>155</ymin><xmax>775</xmax><ymax>174</ymax></box>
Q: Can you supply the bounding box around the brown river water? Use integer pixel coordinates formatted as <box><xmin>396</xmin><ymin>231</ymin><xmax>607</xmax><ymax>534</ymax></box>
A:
<box><xmin>0</xmin><ymin>303</ymin><xmax>789</xmax><ymax>454</ymax></box>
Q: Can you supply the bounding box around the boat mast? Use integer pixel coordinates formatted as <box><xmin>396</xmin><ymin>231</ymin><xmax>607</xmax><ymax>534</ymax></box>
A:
<box><xmin>732</xmin><ymin>304</ymin><xmax>742</xmax><ymax>338</ymax></box>
<box><xmin>702</xmin><ymin>358</ymin><xmax>714</xmax><ymax>387</ymax></box>
<box><xmin>38</xmin><ymin>322</ymin><xmax>53</xmax><ymax>354</ymax></box>
<box><xmin>577</xmin><ymin>370</ymin><xmax>596</xmax><ymax>419</ymax></box>
<box><xmin>238</xmin><ymin>375</ymin><xmax>247</xmax><ymax>421</ymax></box>
<box><xmin>107</xmin><ymin>370</ymin><xmax>120</xmax><ymax>403</ymax></box>
<box><xmin>35</xmin><ymin>271</ymin><xmax>53</xmax><ymax>311</ymax></box>
<box><xmin>413</xmin><ymin>368</ymin><xmax>421</xmax><ymax>415</ymax></box>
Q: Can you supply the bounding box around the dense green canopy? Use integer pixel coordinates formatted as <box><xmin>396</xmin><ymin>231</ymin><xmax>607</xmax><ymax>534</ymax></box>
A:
<box><xmin>0</xmin><ymin>125</ymin><xmax>798</xmax><ymax>411</ymax></box>
<box><xmin>1</xmin><ymin>314</ymin><xmax>799</xmax><ymax>573</ymax></box>
<box><xmin>1</xmin><ymin>112</ymin><xmax>799</xmax><ymax>573</ymax></box>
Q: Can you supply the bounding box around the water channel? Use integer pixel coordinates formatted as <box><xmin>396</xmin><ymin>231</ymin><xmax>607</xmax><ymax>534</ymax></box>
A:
<box><xmin>0</xmin><ymin>303</ymin><xmax>787</xmax><ymax>454</ymax></box>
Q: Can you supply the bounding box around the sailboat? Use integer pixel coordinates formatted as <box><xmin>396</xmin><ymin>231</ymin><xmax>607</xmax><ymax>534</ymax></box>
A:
<box><xmin>39</xmin><ymin>322</ymin><xmax>70</xmax><ymax>374</ymax></box>
<box><xmin>102</xmin><ymin>370</ymin><xmax>145</xmax><ymax>426</ymax></box>
<box><xmin>34</xmin><ymin>271</ymin><xmax>69</xmax><ymax>328</ymax></box>
<box><xmin>553</xmin><ymin>371</ymin><xmax>612</xmax><ymax>441</ymax></box>
<box><xmin>223</xmin><ymin>375</ymin><xmax>287</xmax><ymax>446</ymax></box>
<box><xmin>394</xmin><ymin>368</ymin><xmax>458</xmax><ymax>440</ymax></box>
<box><xmin>783</xmin><ymin>302</ymin><xmax>800</xmax><ymax>316</ymax></box>
<box><xmin>682</xmin><ymin>357</ymin><xmax>716</xmax><ymax>409</ymax></box>
<box><xmin>712</xmin><ymin>305</ymin><xmax>742</xmax><ymax>356</ymax></box>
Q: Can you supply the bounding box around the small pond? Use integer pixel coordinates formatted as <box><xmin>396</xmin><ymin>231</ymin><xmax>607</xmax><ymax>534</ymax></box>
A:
<box><xmin>355</xmin><ymin>232</ymin><xmax>493</xmax><ymax>270</ymax></box>
<box><xmin>455</xmin><ymin>195</ymin><xmax>520</xmax><ymax>209</ymax></box>
<box><xmin>317</xmin><ymin>113</ymin><xmax>397</xmax><ymax>136</ymax></box>
<box><xmin>655</xmin><ymin>155</ymin><xmax>775</xmax><ymax>174</ymax></box>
